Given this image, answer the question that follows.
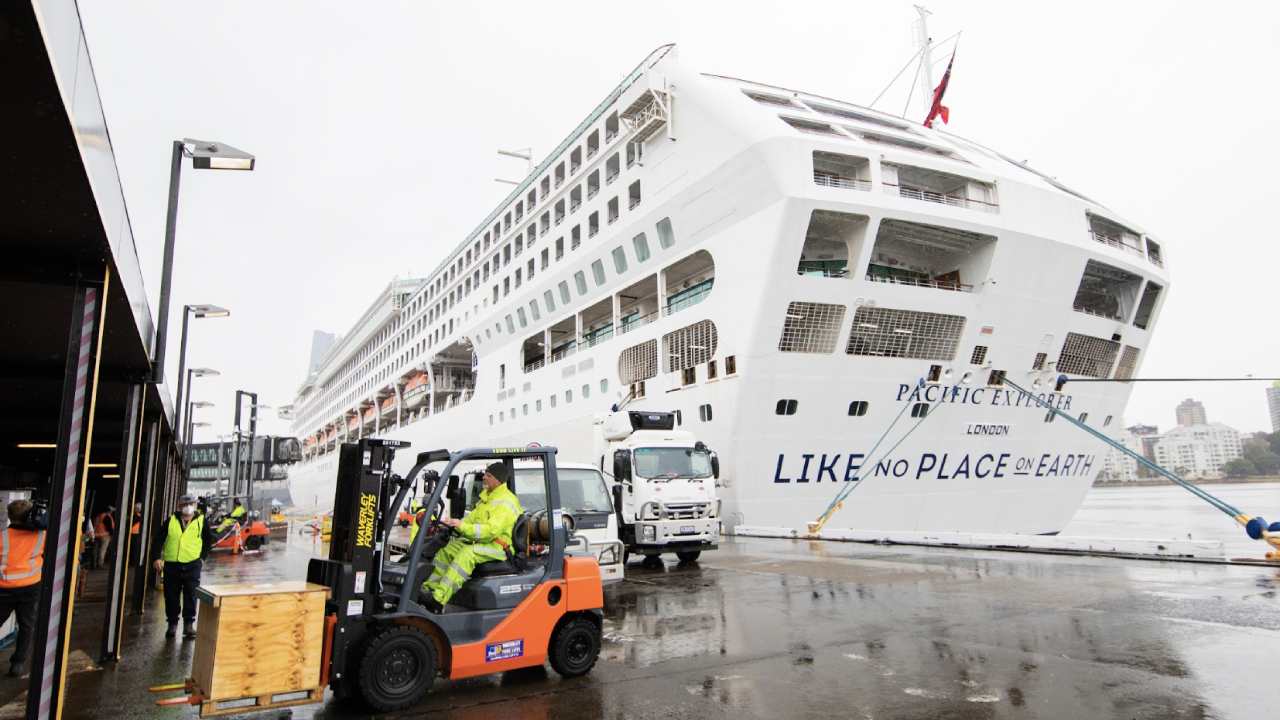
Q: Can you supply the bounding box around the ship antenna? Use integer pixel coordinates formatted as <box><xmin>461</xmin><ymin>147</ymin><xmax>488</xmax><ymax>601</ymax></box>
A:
<box><xmin>910</xmin><ymin>5</ymin><xmax>934</xmax><ymax>118</ymax></box>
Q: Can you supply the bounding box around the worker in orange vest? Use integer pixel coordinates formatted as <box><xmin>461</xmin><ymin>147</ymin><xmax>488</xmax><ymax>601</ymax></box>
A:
<box><xmin>93</xmin><ymin>505</ymin><xmax>116</xmax><ymax>569</ymax></box>
<box><xmin>0</xmin><ymin>500</ymin><xmax>45</xmax><ymax>677</ymax></box>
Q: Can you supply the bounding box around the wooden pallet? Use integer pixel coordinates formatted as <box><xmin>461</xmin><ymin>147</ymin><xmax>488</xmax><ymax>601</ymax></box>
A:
<box><xmin>198</xmin><ymin>687</ymin><xmax>324</xmax><ymax>717</ymax></box>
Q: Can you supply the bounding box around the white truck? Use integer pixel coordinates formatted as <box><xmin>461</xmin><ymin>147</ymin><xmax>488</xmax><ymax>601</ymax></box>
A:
<box><xmin>596</xmin><ymin>409</ymin><xmax>721</xmax><ymax>564</ymax></box>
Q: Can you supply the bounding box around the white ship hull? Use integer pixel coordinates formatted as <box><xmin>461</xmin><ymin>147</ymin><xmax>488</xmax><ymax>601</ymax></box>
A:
<box><xmin>287</xmin><ymin>47</ymin><xmax>1167</xmax><ymax>537</ymax></box>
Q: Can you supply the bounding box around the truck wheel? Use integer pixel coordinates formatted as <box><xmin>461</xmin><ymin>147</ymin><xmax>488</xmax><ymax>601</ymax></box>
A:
<box><xmin>676</xmin><ymin>551</ymin><xmax>701</xmax><ymax>563</ymax></box>
<box><xmin>641</xmin><ymin>554</ymin><xmax>663</xmax><ymax>568</ymax></box>
<box><xmin>357</xmin><ymin>624</ymin><xmax>436</xmax><ymax>712</ymax></box>
<box><xmin>548</xmin><ymin>616</ymin><xmax>600</xmax><ymax>678</ymax></box>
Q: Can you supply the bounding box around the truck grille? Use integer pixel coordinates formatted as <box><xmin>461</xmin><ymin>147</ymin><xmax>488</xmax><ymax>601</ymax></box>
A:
<box><xmin>663</xmin><ymin>502</ymin><xmax>710</xmax><ymax>520</ymax></box>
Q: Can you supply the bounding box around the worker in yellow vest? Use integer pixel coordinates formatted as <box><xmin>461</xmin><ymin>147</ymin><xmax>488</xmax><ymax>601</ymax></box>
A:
<box><xmin>152</xmin><ymin>495</ymin><xmax>213</xmax><ymax>639</ymax></box>
<box><xmin>0</xmin><ymin>500</ymin><xmax>45</xmax><ymax>677</ymax></box>
<box><xmin>216</xmin><ymin>498</ymin><xmax>245</xmax><ymax>534</ymax></box>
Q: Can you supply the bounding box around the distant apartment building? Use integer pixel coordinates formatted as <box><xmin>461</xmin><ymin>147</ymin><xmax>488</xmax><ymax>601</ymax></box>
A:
<box><xmin>1152</xmin><ymin>423</ymin><xmax>1242</xmax><ymax>479</ymax></box>
<box><xmin>1267</xmin><ymin>382</ymin><xmax>1280</xmax><ymax>433</ymax></box>
<box><xmin>1100</xmin><ymin>424</ymin><xmax>1148</xmax><ymax>482</ymax></box>
<box><xmin>1175</xmin><ymin>398</ymin><xmax>1207</xmax><ymax>427</ymax></box>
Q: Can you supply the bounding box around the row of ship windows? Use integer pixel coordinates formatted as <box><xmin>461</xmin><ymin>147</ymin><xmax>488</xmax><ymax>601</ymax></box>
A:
<box><xmin>773</xmin><ymin>396</ymin><xmax>1114</xmax><ymax>428</ymax></box>
<box><xmin>490</xmin><ymin>378</ymin><xmax>612</xmax><ymax>424</ymax></box>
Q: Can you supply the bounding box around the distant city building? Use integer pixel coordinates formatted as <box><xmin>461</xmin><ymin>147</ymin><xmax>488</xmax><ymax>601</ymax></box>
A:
<box><xmin>1267</xmin><ymin>382</ymin><xmax>1280</xmax><ymax>433</ymax></box>
<box><xmin>1152</xmin><ymin>423</ymin><xmax>1242</xmax><ymax>479</ymax></box>
<box><xmin>1175</xmin><ymin>398</ymin><xmax>1207</xmax><ymax>427</ymax></box>
<box><xmin>307</xmin><ymin>330</ymin><xmax>339</xmax><ymax>377</ymax></box>
<box><xmin>1101</xmin><ymin>423</ymin><xmax>1147</xmax><ymax>482</ymax></box>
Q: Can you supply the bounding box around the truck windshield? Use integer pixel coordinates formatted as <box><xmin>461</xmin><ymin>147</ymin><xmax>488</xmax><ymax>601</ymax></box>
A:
<box><xmin>633</xmin><ymin>447</ymin><xmax>713</xmax><ymax>479</ymax></box>
<box><xmin>513</xmin><ymin>468</ymin><xmax>613</xmax><ymax>514</ymax></box>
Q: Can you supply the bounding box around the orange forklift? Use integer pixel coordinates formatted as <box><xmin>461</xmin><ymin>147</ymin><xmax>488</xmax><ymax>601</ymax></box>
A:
<box><xmin>307</xmin><ymin>438</ymin><xmax>604</xmax><ymax>712</ymax></box>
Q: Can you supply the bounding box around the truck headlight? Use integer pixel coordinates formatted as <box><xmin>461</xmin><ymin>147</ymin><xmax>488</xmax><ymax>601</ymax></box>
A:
<box><xmin>641</xmin><ymin>525</ymin><xmax>656</xmax><ymax>542</ymax></box>
<box><xmin>598</xmin><ymin>545</ymin><xmax>618</xmax><ymax>565</ymax></box>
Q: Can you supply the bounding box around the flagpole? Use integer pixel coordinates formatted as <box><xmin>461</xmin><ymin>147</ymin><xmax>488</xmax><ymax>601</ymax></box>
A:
<box><xmin>914</xmin><ymin>5</ymin><xmax>935</xmax><ymax>118</ymax></box>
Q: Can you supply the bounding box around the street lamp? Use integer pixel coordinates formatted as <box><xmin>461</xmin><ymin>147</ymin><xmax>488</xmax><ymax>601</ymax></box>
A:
<box><xmin>151</xmin><ymin>138</ymin><xmax>255</xmax><ymax>388</ymax></box>
<box><xmin>183</xmin><ymin>401</ymin><xmax>215</xmax><ymax>488</ymax></box>
<box><xmin>173</xmin><ymin>305</ymin><xmax>230</xmax><ymax>439</ymax></box>
<box><xmin>180</xmin><ymin>367</ymin><xmax>219</xmax><ymax>442</ymax></box>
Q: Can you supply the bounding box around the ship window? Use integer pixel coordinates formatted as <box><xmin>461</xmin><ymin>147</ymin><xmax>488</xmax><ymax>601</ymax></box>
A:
<box><xmin>1146</xmin><ymin>238</ymin><xmax>1164</xmax><ymax>267</ymax></box>
<box><xmin>499</xmin><ymin>411</ymin><xmax>504</xmax><ymax>422</ymax></box>
<box><xmin>514</xmin><ymin>268</ymin><xmax>522</xmax><ymax>289</ymax></box>
<box><xmin>505</xmin><ymin>316</ymin><xmax>515</xmax><ymax>333</ymax></box>
<box><xmin>1133</xmin><ymin>282</ymin><xmax>1162</xmax><ymax>330</ymax></box>
<box><xmin>744</xmin><ymin>90</ymin><xmax>799</xmax><ymax>108</ymax></box>
<box><xmin>523</xmin><ymin>404</ymin><xmax>529</xmax><ymax>416</ymax></box>
<box><xmin>600</xmin><ymin>379</ymin><xmax>608</xmax><ymax>394</ymax></box>
<box><xmin>543</xmin><ymin>290</ymin><xmax>556</xmax><ymax>313</ymax></box>
<box><xmin>536</xmin><ymin>399</ymin><xmax>542</xmax><ymax>412</ymax></box>
<box><xmin>591</xmin><ymin>260</ymin><xmax>607</xmax><ymax>286</ymax></box>
<box><xmin>707</xmin><ymin>360</ymin><xmax>717</xmax><ymax>380</ymax></box>
<box><xmin>848</xmin><ymin>401</ymin><xmax>869</xmax><ymax>416</ymax></box>
<box><xmin>911</xmin><ymin>402</ymin><xmax>929</xmax><ymax>418</ymax></box>
<box><xmin>725</xmin><ymin>355</ymin><xmax>737</xmax><ymax>375</ymax></box>
<box><xmin>781</xmin><ymin>116</ymin><xmax>843</xmax><ymax>137</ymax></box>
<box><xmin>775</xmin><ymin>399</ymin><xmax>799</xmax><ymax>416</ymax></box>
<box><xmin>927</xmin><ymin>364</ymin><xmax>942</xmax><ymax>382</ymax></box>
<box><xmin>1104</xmin><ymin>415</ymin><xmax>1113</xmax><ymax>427</ymax></box>
<box><xmin>607</xmin><ymin>196</ymin><xmax>619</xmax><ymax>223</ymax></box>
<box><xmin>970</xmin><ymin>345</ymin><xmax>988</xmax><ymax>365</ymax></box>
<box><xmin>803</xmin><ymin>101</ymin><xmax>909</xmax><ymax>131</ymax></box>
<box><xmin>503</xmin><ymin>278</ymin><xmax>510</xmax><ymax>297</ymax></box>
<box><xmin>559</xmin><ymin>281</ymin><xmax>571</xmax><ymax>304</ymax></box>
<box><xmin>779</xmin><ymin>301</ymin><xmax>846</xmax><ymax>353</ymax></box>
<box><xmin>528</xmin><ymin>301</ymin><xmax>540</xmax><ymax>322</ymax></box>
<box><xmin>988</xmin><ymin>370</ymin><xmax>1006</xmax><ymax>386</ymax></box>
<box><xmin>582</xmin><ymin>383</ymin><xmax>590</xmax><ymax>399</ymax></box>
<box><xmin>1032</xmin><ymin>352</ymin><xmax>1047</xmax><ymax>370</ymax></box>
<box><xmin>846</xmin><ymin>307</ymin><xmax>966</xmax><ymax>361</ymax></box>
<box><xmin>556</xmin><ymin>237</ymin><xmax>565</xmax><ymax>260</ymax></box>
<box><xmin>550</xmin><ymin>394</ymin><xmax>557</xmax><ymax>408</ymax></box>
<box><xmin>633</xmin><ymin>233</ymin><xmax>651</xmax><ymax>263</ymax></box>
<box><xmin>629</xmin><ymin>180</ymin><xmax>641</xmax><ymax>210</ymax></box>
<box><xmin>571</xmin><ymin>225</ymin><xmax>582</xmax><ymax>250</ymax></box>
<box><xmin>682</xmin><ymin>367</ymin><xmax>696</xmax><ymax>386</ymax></box>
<box><xmin>656</xmin><ymin>217</ymin><xmax>676</xmax><ymax>249</ymax></box>
<box><xmin>566</xmin><ymin>389</ymin><xmax>573</xmax><ymax>403</ymax></box>
<box><xmin>612</xmin><ymin>246</ymin><xmax>628</xmax><ymax>274</ymax></box>
<box><xmin>489</xmin><ymin>414</ymin><xmax>494</xmax><ymax>426</ymax></box>
<box><xmin>541</xmin><ymin>249</ymin><xmax>549</xmax><ymax>270</ymax></box>
<box><xmin>589</xmin><ymin>212</ymin><xmax>600</xmax><ymax>238</ymax></box>
<box><xmin>699</xmin><ymin>404</ymin><xmax>713</xmax><ymax>422</ymax></box>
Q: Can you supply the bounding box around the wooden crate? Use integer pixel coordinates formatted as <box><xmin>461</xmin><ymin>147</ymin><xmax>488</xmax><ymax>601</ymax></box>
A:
<box><xmin>190</xmin><ymin>581</ymin><xmax>329</xmax><ymax>713</ymax></box>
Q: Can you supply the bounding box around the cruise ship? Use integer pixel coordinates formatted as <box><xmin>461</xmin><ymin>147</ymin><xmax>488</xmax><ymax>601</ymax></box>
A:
<box><xmin>286</xmin><ymin>44</ymin><xmax>1169</xmax><ymax>536</ymax></box>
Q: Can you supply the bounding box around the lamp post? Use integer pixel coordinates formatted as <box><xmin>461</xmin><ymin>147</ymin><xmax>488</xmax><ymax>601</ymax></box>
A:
<box><xmin>173</xmin><ymin>304</ymin><xmax>230</xmax><ymax>440</ymax></box>
<box><xmin>183</xmin><ymin>402</ymin><xmax>214</xmax><ymax>489</ymax></box>
<box><xmin>151</xmin><ymin>139</ymin><xmax>254</xmax><ymax>387</ymax></box>
<box><xmin>181</xmin><ymin>366</ymin><xmax>219</xmax><ymax>445</ymax></box>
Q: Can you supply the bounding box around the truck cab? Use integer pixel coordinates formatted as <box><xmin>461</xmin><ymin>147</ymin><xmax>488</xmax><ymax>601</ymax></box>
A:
<box><xmin>459</xmin><ymin>460</ymin><xmax>625</xmax><ymax>583</ymax></box>
<box><xmin>599</xmin><ymin>410</ymin><xmax>721</xmax><ymax>563</ymax></box>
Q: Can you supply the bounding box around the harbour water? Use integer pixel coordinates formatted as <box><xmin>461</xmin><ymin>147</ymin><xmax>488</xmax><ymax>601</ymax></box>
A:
<box><xmin>1063</xmin><ymin>481</ymin><xmax>1280</xmax><ymax>559</ymax></box>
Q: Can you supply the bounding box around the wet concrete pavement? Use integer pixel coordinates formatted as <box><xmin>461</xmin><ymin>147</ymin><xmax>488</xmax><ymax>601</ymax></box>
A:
<box><xmin>10</xmin><ymin>532</ymin><xmax>1277</xmax><ymax>719</ymax></box>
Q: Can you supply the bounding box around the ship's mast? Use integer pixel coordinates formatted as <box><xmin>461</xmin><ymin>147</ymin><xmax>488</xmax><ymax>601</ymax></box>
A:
<box><xmin>913</xmin><ymin>5</ymin><xmax>935</xmax><ymax>118</ymax></box>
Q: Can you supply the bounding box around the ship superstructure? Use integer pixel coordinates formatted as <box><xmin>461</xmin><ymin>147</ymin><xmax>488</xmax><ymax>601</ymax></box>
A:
<box><xmin>289</xmin><ymin>45</ymin><xmax>1169</xmax><ymax>534</ymax></box>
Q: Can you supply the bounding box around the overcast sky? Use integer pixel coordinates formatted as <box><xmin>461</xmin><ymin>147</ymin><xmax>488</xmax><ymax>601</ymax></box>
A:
<box><xmin>79</xmin><ymin>1</ymin><xmax>1280</xmax><ymax>441</ymax></box>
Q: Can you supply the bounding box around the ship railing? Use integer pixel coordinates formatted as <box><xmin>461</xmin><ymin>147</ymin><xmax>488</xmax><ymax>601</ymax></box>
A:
<box><xmin>1089</xmin><ymin>230</ymin><xmax>1146</xmax><ymax>257</ymax></box>
<box><xmin>1072</xmin><ymin>303</ymin><xmax>1124</xmax><ymax>321</ymax></box>
<box><xmin>864</xmin><ymin>273</ymin><xmax>973</xmax><ymax>292</ymax></box>
<box><xmin>523</xmin><ymin>357</ymin><xmax>546</xmax><ymax>373</ymax></box>
<box><xmin>618</xmin><ymin>308</ymin><xmax>659</xmax><ymax>335</ymax></box>
<box><xmin>550</xmin><ymin>345</ymin><xmax>577</xmax><ymax>363</ymax></box>
<box><xmin>606</xmin><ymin>130</ymin><xmax>618</xmax><ymax>144</ymax></box>
<box><xmin>588</xmin><ymin>225</ymin><xmax>599</xmax><ymax>238</ymax></box>
<box><xmin>580</xmin><ymin>327</ymin><xmax>615</xmax><ymax>348</ymax></box>
<box><xmin>570</xmin><ymin>198</ymin><xmax>582</xmax><ymax>212</ymax></box>
<box><xmin>587</xmin><ymin>147</ymin><xmax>598</xmax><ymax>160</ymax></box>
<box><xmin>664</xmin><ymin>283</ymin><xmax>713</xmax><ymax>315</ymax></box>
<box><xmin>605</xmin><ymin>169</ymin><xmax>619</xmax><ymax>185</ymax></box>
<box><xmin>629</xmin><ymin>196</ymin><xmax>641</xmax><ymax>210</ymax></box>
<box><xmin>587</xmin><ymin>186</ymin><xmax>599</xmax><ymax>200</ymax></box>
<box><xmin>813</xmin><ymin>172</ymin><xmax>870</xmax><ymax>191</ymax></box>
<box><xmin>883</xmin><ymin>182</ymin><xmax>998</xmax><ymax>212</ymax></box>
<box><xmin>608</xmin><ymin>212</ymin><xmax>619</xmax><ymax>225</ymax></box>
<box><xmin>571</xmin><ymin>161</ymin><xmax>581</xmax><ymax>174</ymax></box>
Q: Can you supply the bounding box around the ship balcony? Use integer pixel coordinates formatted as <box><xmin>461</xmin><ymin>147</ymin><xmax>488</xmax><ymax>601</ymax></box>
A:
<box><xmin>882</xmin><ymin>163</ymin><xmax>998</xmax><ymax>213</ymax></box>
<box><xmin>608</xmin><ymin>197</ymin><xmax>620</xmax><ymax>225</ymax></box>
<box><xmin>570</xmin><ymin>185</ymin><xmax>582</xmax><ymax>213</ymax></box>
<box><xmin>796</xmin><ymin>209</ymin><xmax>868</xmax><ymax>279</ymax></box>
<box><xmin>628</xmin><ymin>180</ymin><xmax>641</xmax><ymax>210</ymax></box>
<box><xmin>555</xmin><ymin>161</ymin><xmax>566</xmax><ymax>189</ymax></box>
<box><xmin>606</xmin><ymin>154</ymin><xmax>620</xmax><ymax>184</ymax></box>
<box><xmin>548</xmin><ymin>315</ymin><xmax>577</xmax><ymax>364</ymax></box>
<box><xmin>663</xmin><ymin>250</ymin><xmax>715</xmax><ymax>316</ymax></box>
<box><xmin>812</xmin><ymin>151</ymin><xmax>871</xmax><ymax>192</ymax></box>
<box><xmin>622</xmin><ymin>89</ymin><xmax>670</xmax><ymax>144</ymax></box>
<box><xmin>1072</xmin><ymin>259</ymin><xmax>1142</xmax><ymax>322</ymax></box>
<box><xmin>579</xmin><ymin>297</ymin><xmax>614</xmax><ymax>349</ymax></box>
<box><xmin>617</xmin><ymin>275</ymin><xmax>660</xmax><ymax>336</ymax></box>
<box><xmin>570</xmin><ymin>147</ymin><xmax>582</xmax><ymax>175</ymax></box>
<box><xmin>866</xmin><ymin>219</ymin><xmax>996</xmax><ymax>293</ymax></box>
<box><xmin>588</xmin><ymin>169</ymin><xmax>600</xmax><ymax>199</ymax></box>
<box><xmin>1087</xmin><ymin>213</ymin><xmax>1145</xmax><ymax>257</ymax></box>
<box><xmin>522</xmin><ymin>332</ymin><xmax>546</xmax><ymax>373</ymax></box>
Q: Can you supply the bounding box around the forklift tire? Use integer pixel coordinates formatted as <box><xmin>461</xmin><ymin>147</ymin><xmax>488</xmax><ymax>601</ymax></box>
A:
<box><xmin>244</xmin><ymin>535</ymin><xmax>264</xmax><ymax>551</ymax></box>
<box><xmin>548</xmin><ymin>616</ymin><xmax>601</xmax><ymax>678</ymax></box>
<box><xmin>676</xmin><ymin>550</ymin><xmax>701</xmax><ymax>563</ymax></box>
<box><xmin>357</xmin><ymin>624</ymin><xmax>436</xmax><ymax>712</ymax></box>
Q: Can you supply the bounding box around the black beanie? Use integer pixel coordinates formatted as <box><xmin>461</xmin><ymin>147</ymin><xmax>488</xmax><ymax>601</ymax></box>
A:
<box><xmin>485</xmin><ymin>462</ymin><xmax>507</xmax><ymax>484</ymax></box>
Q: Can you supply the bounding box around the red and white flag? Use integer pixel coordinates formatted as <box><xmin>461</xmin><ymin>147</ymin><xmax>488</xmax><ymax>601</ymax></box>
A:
<box><xmin>923</xmin><ymin>49</ymin><xmax>956</xmax><ymax>128</ymax></box>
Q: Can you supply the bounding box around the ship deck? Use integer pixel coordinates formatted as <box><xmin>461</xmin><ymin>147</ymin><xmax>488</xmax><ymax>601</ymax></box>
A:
<box><xmin>8</xmin><ymin>532</ymin><xmax>1274</xmax><ymax>719</ymax></box>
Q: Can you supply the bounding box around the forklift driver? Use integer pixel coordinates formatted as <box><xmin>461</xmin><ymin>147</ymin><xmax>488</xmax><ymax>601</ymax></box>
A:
<box><xmin>420</xmin><ymin>462</ymin><xmax>522</xmax><ymax>613</ymax></box>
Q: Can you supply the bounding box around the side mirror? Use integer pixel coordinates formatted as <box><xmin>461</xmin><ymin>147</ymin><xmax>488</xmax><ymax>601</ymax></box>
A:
<box><xmin>446</xmin><ymin>475</ymin><xmax>465</xmax><ymax>518</ymax></box>
<box><xmin>710</xmin><ymin>452</ymin><xmax>720</xmax><ymax>480</ymax></box>
<box><xmin>613</xmin><ymin>449</ymin><xmax>631</xmax><ymax>484</ymax></box>
<box><xmin>612</xmin><ymin>483</ymin><xmax>624</xmax><ymax>514</ymax></box>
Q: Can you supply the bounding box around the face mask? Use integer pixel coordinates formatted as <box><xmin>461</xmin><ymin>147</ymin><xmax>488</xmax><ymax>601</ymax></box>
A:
<box><xmin>180</xmin><ymin>505</ymin><xmax>195</xmax><ymax>517</ymax></box>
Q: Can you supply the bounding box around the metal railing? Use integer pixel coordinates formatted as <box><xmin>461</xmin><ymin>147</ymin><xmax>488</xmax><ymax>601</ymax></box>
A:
<box><xmin>629</xmin><ymin>197</ymin><xmax>641</xmax><ymax>210</ymax></box>
<box><xmin>606</xmin><ymin>130</ymin><xmax>618</xmax><ymax>143</ymax></box>
<box><xmin>581</xmin><ymin>326</ymin><xmax>615</xmax><ymax>348</ymax></box>
<box><xmin>555</xmin><ymin>177</ymin><xmax>564</xmax><ymax>189</ymax></box>
<box><xmin>796</xmin><ymin>265</ymin><xmax>849</xmax><ymax>278</ymax></box>
<box><xmin>524</xmin><ymin>357</ymin><xmax>546</xmax><ymax>373</ymax></box>
<box><xmin>608</xmin><ymin>213</ymin><xmax>619</xmax><ymax>225</ymax></box>
<box><xmin>587</xmin><ymin>147</ymin><xmax>598</xmax><ymax>159</ymax></box>
<box><xmin>619</xmin><ymin>308</ymin><xmax>659</xmax><ymax>335</ymax></box>
<box><xmin>550</xmin><ymin>344</ymin><xmax>577</xmax><ymax>363</ymax></box>
<box><xmin>588</xmin><ymin>225</ymin><xmax>599</xmax><ymax>238</ymax></box>
<box><xmin>865</xmin><ymin>273</ymin><xmax>973</xmax><ymax>292</ymax></box>
<box><xmin>587</xmin><ymin>186</ymin><xmax>599</xmax><ymax>200</ymax></box>
<box><xmin>555</xmin><ymin>215</ymin><xmax>565</xmax><ymax>226</ymax></box>
<box><xmin>570</xmin><ymin>199</ymin><xmax>581</xmax><ymax>212</ymax></box>
<box><xmin>1148</xmin><ymin>252</ymin><xmax>1164</xmax><ymax>268</ymax></box>
<box><xmin>884</xmin><ymin>183</ymin><xmax>999</xmax><ymax>213</ymax></box>
<box><xmin>571</xmin><ymin>162</ymin><xmax>581</xmax><ymax>174</ymax></box>
<box><xmin>813</xmin><ymin>172</ymin><xmax>871</xmax><ymax>190</ymax></box>
<box><xmin>665</xmin><ymin>282</ymin><xmax>714</xmax><ymax>315</ymax></box>
<box><xmin>606</xmin><ymin>170</ymin><xmax>619</xmax><ymax>185</ymax></box>
<box><xmin>1072</xmin><ymin>303</ymin><xmax>1124</xmax><ymax>321</ymax></box>
<box><xmin>1089</xmin><ymin>231</ymin><xmax>1145</xmax><ymax>257</ymax></box>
